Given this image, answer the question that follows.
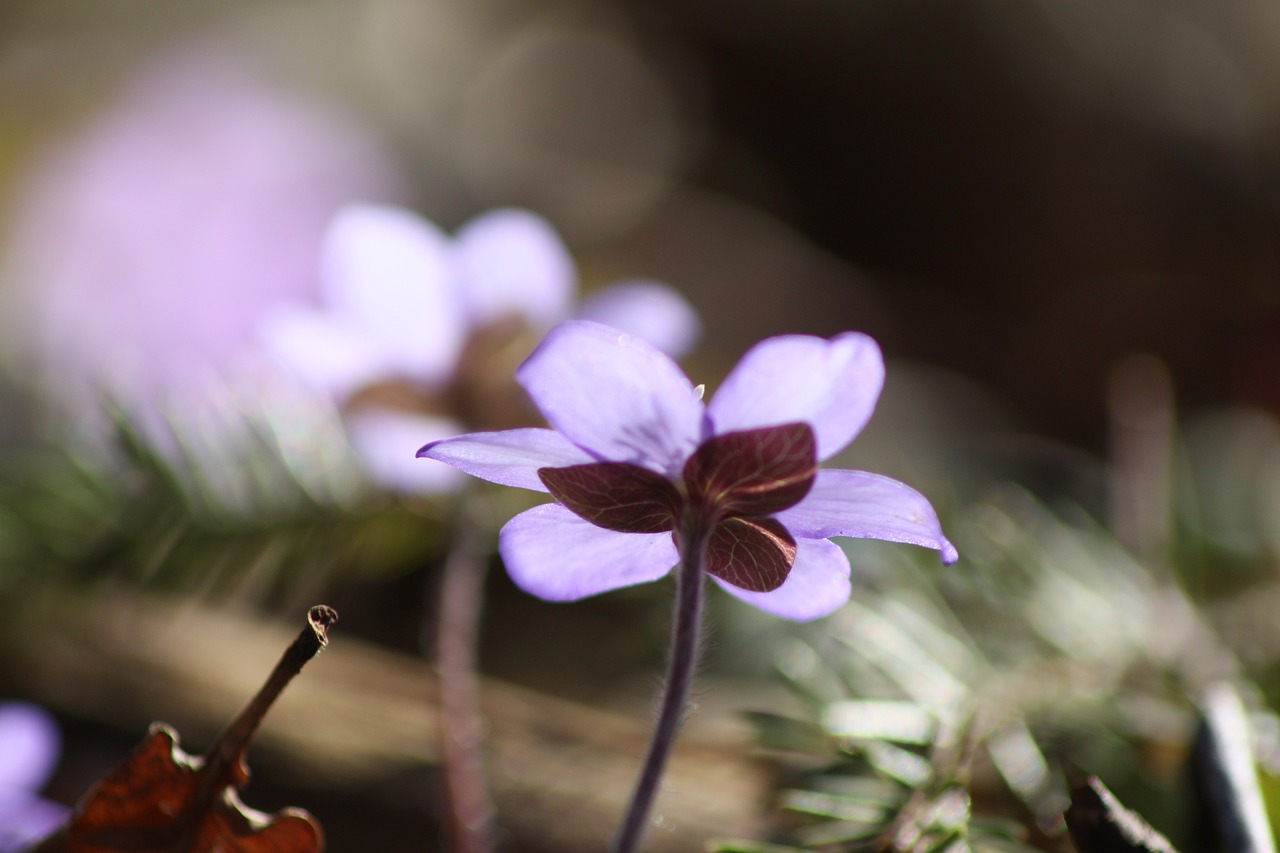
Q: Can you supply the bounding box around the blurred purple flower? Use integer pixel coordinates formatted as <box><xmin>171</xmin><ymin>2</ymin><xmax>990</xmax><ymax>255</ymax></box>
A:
<box><xmin>0</xmin><ymin>703</ymin><xmax>67</xmax><ymax>851</ymax></box>
<box><xmin>418</xmin><ymin>321</ymin><xmax>956</xmax><ymax>620</ymax></box>
<box><xmin>0</xmin><ymin>45</ymin><xmax>402</xmax><ymax>422</ymax></box>
<box><xmin>262</xmin><ymin>204</ymin><xmax>700</xmax><ymax>494</ymax></box>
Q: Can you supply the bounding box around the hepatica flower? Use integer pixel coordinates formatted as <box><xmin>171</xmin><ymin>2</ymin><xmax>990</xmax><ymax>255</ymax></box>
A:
<box><xmin>0</xmin><ymin>703</ymin><xmax>67</xmax><ymax>852</ymax></box>
<box><xmin>419</xmin><ymin>320</ymin><xmax>956</xmax><ymax>621</ymax></box>
<box><xmin>420</xmin><ymin>320</ymin><xmax>955</xmax><ymax>851</ymax></box>
<box><xmin>264</xmin><ymin>204</ymin><xmax>699</xmax><ymax>494</ymax></box>
<box><xmin>0</xmin><ymin>45</ymin><xmax>401</xmax><ymax>422</ymax></box>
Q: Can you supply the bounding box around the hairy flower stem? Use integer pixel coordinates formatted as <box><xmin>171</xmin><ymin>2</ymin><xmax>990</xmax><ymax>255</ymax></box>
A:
<box><xmin>428</xmin><ymin>500</ymin><xmax>497</xmax><ymax>853</ymax></box>
<box><xmin>611</xmin><ymin>514</ymin><xmax>711</xmax><ymax>853</ymax></box>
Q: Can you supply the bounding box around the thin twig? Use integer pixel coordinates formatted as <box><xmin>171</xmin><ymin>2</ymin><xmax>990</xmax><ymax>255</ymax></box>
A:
<box><xmin>205</xmin><ymin>605</ymin><xmax>338</xmax><ymax>777</ymax></box>
<box><xmin>177</xmin><ymin>605</ymin><xmax>337</xmax><ymax>850</ymax></box>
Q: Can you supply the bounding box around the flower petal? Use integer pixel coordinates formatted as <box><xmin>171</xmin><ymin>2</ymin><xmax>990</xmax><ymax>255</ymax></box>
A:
<box><xmin>707</xmin><ymin>332</ymin><xmax>884</xmax><ymax>461</ymax></box>
<box><xmin>0</xmin><ymin>702</ymin><xmax>60</xmax><ymax>794</ymax></box>
<box><xmin>259</xmin><ymin>306</ymin><xmax>391</xmax><ymax>398</ymax></box>
<box><xmin>684</xmin><ymin>423</ymin><xmax>816</xmax><ymax>518</ymax></box>
<box><xmin>516</xmin><ymin>320</ymin><xmax>704</xmax><ymax>476</ymax></box>
<box><xmin>775</xmin><ymin>469</ymin><xmax>958</xmax><ymax>564</ymax></box>
<box><xmin>418</xmin><ymin>428</ymin><xmax>596</xmax><ymax>491</ymax></box>
<box><xmin>321</xmin><ymin>204</ymin><xmax>465</xmax><ymax>383</ymax></box>
<box><xmin>499</xmin><ymin>503</ymin><xmax>678</xmax><ymax>601</ymax></box>
<box><xmin>714</xmin><ymin>536</ymin><xmax>852</xmax><ymax>621</ymax></box>
<box><xmin>0</xmin><ymin>791</ymin><xmax>68</xmax><ymax>849</ymax></box>
<box><xmin>705</xmin><ymin>516</ymin><xmax>797</xmax><ymax>593</ymax></box>
<box><xmin>452</xmin><ymin>208</ymin><xmax>575</xmax><ymax>330</ymax></box>
<box><xmin>348</xmin><ymin>409</ymin><xmax>466</xmax><ymax>495</ymax></box>
<box><xmin>575</xmin><ymin>279</ymin><xmax>701</xmax><ymax>358</ymax></box>
<box><xmin>539</xmin><ymin>463</ymin><xmax>680</xmax><ymax>533</ymax></box>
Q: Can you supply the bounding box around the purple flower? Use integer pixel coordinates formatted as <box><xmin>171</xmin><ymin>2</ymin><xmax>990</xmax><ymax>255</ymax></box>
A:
<box><xmin>0</xmin><ymin>703</ymin><xmax>67</xmax><ymax>851</ymax></box>
<box><xmin>418</xmin><ymin>321</ymin><xmax>956</xmax><ymax>620</ymax></box>
<box><xmin>263</xmin><ymin>204</ymin><xmax>700</xmax><ymax>494</ymax></box>
<box><xmin>0</xmin><ymin>44</ymin><xmax>401</xmax><ymax>425</ymax></box>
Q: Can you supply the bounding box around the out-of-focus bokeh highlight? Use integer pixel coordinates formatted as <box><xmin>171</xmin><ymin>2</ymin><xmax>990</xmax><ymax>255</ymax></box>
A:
<box><xmin>2</xmin><ymin>0</ymin><xmax>1280</xmax><ymax>850</ymax></box>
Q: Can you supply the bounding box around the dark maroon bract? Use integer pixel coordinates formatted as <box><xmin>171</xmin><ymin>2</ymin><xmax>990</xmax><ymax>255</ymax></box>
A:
<box><xmin>539</xmin><ymin>422</ymin><xmax>817</xmax><ymax>592</ymax></box>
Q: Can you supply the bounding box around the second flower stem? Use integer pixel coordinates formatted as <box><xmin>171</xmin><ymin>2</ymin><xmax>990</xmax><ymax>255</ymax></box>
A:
<box><xmin>610</xmin><ymin>516</ymin><xmax>711</xmax><ymax>853</ymax></box>
<box><xmin>430</xmin><ymin>502</ymin><xmax>496</xmax><ymax>853</ymax></box>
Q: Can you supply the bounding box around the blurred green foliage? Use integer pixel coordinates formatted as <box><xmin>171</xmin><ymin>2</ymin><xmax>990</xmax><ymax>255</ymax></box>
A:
<box><xmin>0</xmin><ymin>397</ymin><xmax>451</xmax><ymax>609</ymax></box>
<box><xmin>715</xmin><ymin>459</ymin><xmax>1280</xmax><ymax>851</ymax></box>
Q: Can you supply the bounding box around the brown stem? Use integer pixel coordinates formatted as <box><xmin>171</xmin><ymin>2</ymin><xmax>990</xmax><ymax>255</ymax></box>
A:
<box><xmin>610</xmin><ymin>512</ymin><xmax>711</xmax><ymax>853</ymax></box>
<box><xmin>204</xmin><ymin>605</ymin><xmax>338</xmax><ymax>775</ymax></box>
<box><xmin>174</xmin><ymin>605</ymin><xmax>337</xmax><ymax>849</ymax></box>
<box><xmin>428</xmin><ymin>509</ymin><xmax>496</xmax><ymax>853</ymax></box>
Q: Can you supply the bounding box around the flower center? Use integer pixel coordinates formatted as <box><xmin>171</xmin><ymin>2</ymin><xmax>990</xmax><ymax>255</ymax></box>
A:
<box><xmin>537</xmin><ymin>422</ymin><xmax>817</xmax><ymax>593</ymax></box>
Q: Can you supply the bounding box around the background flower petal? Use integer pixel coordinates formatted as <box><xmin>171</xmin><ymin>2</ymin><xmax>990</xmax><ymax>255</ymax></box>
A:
<box><xmin>575</xmin><ymin>279</ymin><xmax>701</xmax><ymax>358</ymax></box>
<box><xmin>776</xmin><ymin>469</ymin><xmax>959</xmax><ymax>564</ymax></box>
<box><xmin>348</xmin><ymin>409</ymin><xmax>467</xmax><ymax>495</ymax></box>
<box><xmin>499</xmin><ymin>503</ymin><xmax>678</xmax><ymax>601</ymax></box>
<box><xmin>714</xmin><ymin>536</ymin><xmax>851</xmax><ymax>621</ymax></box>
<box><xmin>707</xmin><ymin>332</ymin><xmax>884</xmax><ymax>460</ymax></box>
<box><xmin>260</xmin><ymin>306</ymin><xmax>392</xmax><ymax>399</ymax></box>
<box><xmin>320</xmin><ymin>204</ymin><xmax>465</xmax><ymax>384</ymax></box>
<box><xmin>516</xmin><ymin>321</ymin><xmax>704</xmax><ymax>476</ymax></box>
<box><xmin>0</xmin><ymin>702</ymin><xmax>60</xmax><ymax>795</ymax></box>
<box><xmin>0</xmin><ymin>46</ymin><xmax>402</xmax><ymax>417</ymax></box>
<box><xmin>453</xmin><ymin>208</ymin><xmax>575</xmax><ymax>331</ymax></box>
<box><xmin>0</xmin><ymin>791</ymin><xmax>68</xmax><ymax>851</ymax></box>
<box><xmin>418</xmin><ymin>428</ymin><xmax>596</xmax><ymax>491</ymax></box>
<box><xmin>0</xmin><ymin>703</ymin><xmax>66</xmax><ymax>848</ymax></box>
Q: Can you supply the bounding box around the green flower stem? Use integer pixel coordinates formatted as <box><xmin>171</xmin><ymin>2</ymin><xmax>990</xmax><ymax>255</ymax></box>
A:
<box><xmin>611</xmin><ymin>513</ymin><xmax>712</xmax><ymax>853</ymax></box>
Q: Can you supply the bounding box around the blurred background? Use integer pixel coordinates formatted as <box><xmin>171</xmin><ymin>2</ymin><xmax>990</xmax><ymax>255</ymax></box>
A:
<box><xmin>2</xmin><ymin>0</ymin><xmax>1280</xmax><ymax>850</ymax></box>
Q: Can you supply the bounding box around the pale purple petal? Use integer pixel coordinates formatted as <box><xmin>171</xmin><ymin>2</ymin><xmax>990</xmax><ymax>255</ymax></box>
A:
<box><xmin>707</xmin><ymin>332</ymin><xmax>884</xmax><ymax>460</ymax></box>
<box><xmin>418</xmin><ymin>428</ymin><xmax>596</xmax><ymax>491</ymax></box>
<box><xmin>0</xmin><ymin>704</ymin><xmax>68</xmax><ymax>847</ymax></box>
<box><xmin>0</xmin><ymin>704</ymin><xmax>59</xmax><ymax>795</ymax></box>
<box><xmin>714</xmin><ymin>537</ymin><xmax>851</xmax><ymax>620</ymax></box>
<box><xmin>259</xmin><ymin>306</ymin><xmax>392</xmax><ymax>399</ymax></box>
<box><xmin>499</xmin><ymin>503</ymin><xmax>678</xmax><ymax>600</ymax></box>
<box><xmin>347</xmin><ymin>409</ymin><xmax>467</xmax><ymax>495</ymax></box>
<box><xmin>0</xmin><ymin>46</ymin><xmax>402</xmax><ymax>416</ymax></box>
<box><xmin>0</xmin><ymin>791</ymin><xmax>67</xmax><ymax>851</ymax></box>
<box><xmin>452</xmin><ymin>208</ymin><xmax>575</xmax><ymax>330</ymax></box>
<box><xmin>775</xmin><ymin>469</ymin><xmax>958</xmax><ymax>564</ymax></box>
<box><xmin>516</xmin><ymin>321</ymin><xmax>704</xmax><ymax>476</ymax></box>
<box><xmin>575</xmin><ymin>279</ymin><xmax>701</xmax><ymax>358</ymax></box>
<box><xmin>320</xmin><ymin>204</ymin><xmax>465</xmax><ymax>384</ymax></box>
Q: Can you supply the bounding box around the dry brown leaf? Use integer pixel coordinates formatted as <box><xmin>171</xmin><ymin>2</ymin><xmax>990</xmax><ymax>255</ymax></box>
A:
<box><xmin>33</xmin><ymin>606</ymin><xmax>337</xmax><ymax>853</ymax></box>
